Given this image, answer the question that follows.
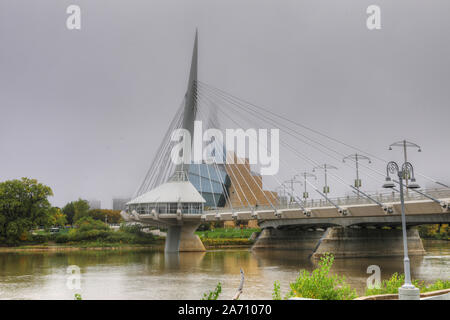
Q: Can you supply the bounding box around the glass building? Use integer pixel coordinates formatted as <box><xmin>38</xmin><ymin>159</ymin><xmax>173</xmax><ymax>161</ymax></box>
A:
<box><xmin>188</xmin><ymin>163</ymin><xmax>230</xmax><ymax>208</ymax></box>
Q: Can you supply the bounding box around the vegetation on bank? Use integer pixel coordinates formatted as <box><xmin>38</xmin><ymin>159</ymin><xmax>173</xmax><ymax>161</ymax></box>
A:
<box><xmin>0</xmin><ymin>178</ymin><xmax>55</xmax><ymax>244</ymax></box>
<box><xmin>0</xmin><ymin>178</ymin><xmax>159</xmax><ymax>246</ymax></box>
<box><xmin>273</xmin><ymin>253</ymin><xmax>357</xmax><ymax>300</ymax></box>
<box><xmin>45</xmin><ymin>219</ymin><xmax>158</xmax><ymax>245</ymax></box>
<box><xmin>196</xmin><ymin>227</ymin><xmax>260</xmax><ymax>239</ymax></box>
<box><xmin>273</xmin><ymin>253</ymin><xmax>450</xmax><ymax>300</ymax></box>
<box><xmin>201</xmin><ymin>238</ymin><xmax>253</xmax><ymax>247</ymax></box>
<box><xmin>201</xmin><ymin>282</ymin><xmax>222</xmax><ymax>300</ymax></box>
<box><xmin>196</xmin><ymin>227</ymin><xmax>259</xmax><ymax>247</ymax></box>
<box><xmin>418</xmin><ymin>224</ymin><xmax>449</xmax><ymax>240</ymax></box>
<box><xmin>365</xmin><ymin>273</ymin><xmax>450</xmax><ymax>296</ymax></box>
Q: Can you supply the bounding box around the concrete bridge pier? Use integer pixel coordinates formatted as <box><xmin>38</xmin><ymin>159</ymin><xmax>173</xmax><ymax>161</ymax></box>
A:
<box><xmin>165</xmin><ymin>222</ymin><xmax>206</xmax><ymax>253</ymax></box>
<box><xmin>252</xmin><ymin>227</ymin><xmax>325</xmax><ymax>252</ymax></box>
<box><xmin>312</xmin><ymin>227</ymin><xmax>425</xmax><ymax>259</ymax></box>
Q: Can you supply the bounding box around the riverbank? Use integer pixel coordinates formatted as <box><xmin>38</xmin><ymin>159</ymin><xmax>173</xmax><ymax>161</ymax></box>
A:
<box><xmin>0</xmin><ymin>243</ymin><xmax>165</xmax><ymax>252</ymax></box>
<box><xmin>0</xmin><ymin>238</ymin><xmax>254</xmax><ymax>252</ymax></box>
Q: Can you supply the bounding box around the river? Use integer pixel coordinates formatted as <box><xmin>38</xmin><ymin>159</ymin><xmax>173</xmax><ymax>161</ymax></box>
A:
<box><xmin>0</xmin><ymin>240</ymin><xmax>448</xmax><ymax>300</ymax></box>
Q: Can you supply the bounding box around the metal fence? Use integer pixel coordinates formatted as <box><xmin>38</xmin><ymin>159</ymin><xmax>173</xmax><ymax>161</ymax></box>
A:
<box><xmin>205</xmin><ymin>188</ymin><xmax>450</xmax><ymax>213</ymax></box>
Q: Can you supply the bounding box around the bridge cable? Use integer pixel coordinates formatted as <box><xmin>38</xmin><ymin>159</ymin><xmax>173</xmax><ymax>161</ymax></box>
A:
<box><xmin>197</xmin><ymin>81</ymin><xmax>450</xmax><ymax>190</ymax></box>
<box><xmin>196</xmin><ymin>92</ymin><xmax>278</xmax><ymax>211</ymax></box>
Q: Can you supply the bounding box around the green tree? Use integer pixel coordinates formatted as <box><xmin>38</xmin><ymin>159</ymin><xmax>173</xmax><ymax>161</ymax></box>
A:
<box><xmin>48</xmin><ymin>207</ymin><xmax>67</xmax><ymax>227</ymax></box>
<box><xmin>0</xmin><ymin>178</ymin><xmax>53</xmax><ymax>244</ymax></box>
<box><xmin>75</xmin><ymin>216</ymin><xmax>109</xmax><ymax>232</ymax></box>
<box><xmin>62</xmin><ymin>202</ymin><xmax>76</xmax><ymax>225</ymax></box>
<box><xmin>88</xmin><ymin>209</ymin><xmax>123</xmax><ymax>224</ymax></box>
<box><xmin>72</xmin><ymin>198</ymin><xmax>90</xmax><ymax>223</ymax></box>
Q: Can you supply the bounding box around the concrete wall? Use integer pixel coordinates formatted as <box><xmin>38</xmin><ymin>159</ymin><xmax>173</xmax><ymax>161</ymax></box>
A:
<box><xmin>165</xmin><ymin>222</ymin><xmax>206</xmax><ymax>253</ymax></box>
<box><xmin>252</xmin><ymin>227</ymin><xmax>324</xmax><ymax>252</ymax></box>
<box><xmin>312</xmin><ymin>227</ymin><xmax>425</xmax><ymax>259</ymax></box>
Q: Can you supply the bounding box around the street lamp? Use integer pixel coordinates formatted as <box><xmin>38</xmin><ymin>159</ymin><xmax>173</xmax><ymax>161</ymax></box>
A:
<box><xmin>343</xmin><ymin>154</ymin><xmax>371</xmax><ymax>198</ymax></box>
<box><xmin>382</xmin><ymin>160</ymin><xmax>421</xmax><ymax>300</ymax></box>
<box><xmin>296</xmin><ymin>171</ymin><xmax>317</xmax><ymax>204</ymax></box>
<box><xmin>313</xmin><ymin>164</ymin><xmax>337</xmax><ymax>196</ymax></box>
<box><xmin>275</xmin><ymin>184</ymin><xmax>288</xmax><ymax>206</ymax></box>
<box><xmin>283</xmin><ymin>177</ymin><xmax>302</xmax><ymax>205</ymax></box>
<box><xmin>388</xmin><ymin>140</ymin><xmax>421</xmax><ymax>191</ymax></box>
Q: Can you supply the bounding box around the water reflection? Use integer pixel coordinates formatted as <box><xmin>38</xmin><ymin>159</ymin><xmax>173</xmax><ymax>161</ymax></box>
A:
<box><xmin>0</xmin><ymin>241</ymin><xmax>448</xmax><ymax>299</ymax></box>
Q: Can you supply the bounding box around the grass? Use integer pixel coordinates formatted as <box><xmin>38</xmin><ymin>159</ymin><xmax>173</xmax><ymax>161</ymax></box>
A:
<box><xmin>201</xmin><ymin>238</ymin><xmax>253</xmax><ymax>247</ymax></box>
<box><xmin>195</xmin><ymin>228</ymin><xmax>259</xmax><ymax>247</ymax></box>
<box><xmin>196</xmin><ymin>228</ymin><xmax>260</xmax><ymax>239</ymax></box>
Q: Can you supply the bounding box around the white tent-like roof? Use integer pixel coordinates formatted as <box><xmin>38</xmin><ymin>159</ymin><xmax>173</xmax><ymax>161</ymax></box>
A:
<box><xmin>127</xmin><ymin>180</ymin><xmax>206</xmax><ymax>205</ymax></box>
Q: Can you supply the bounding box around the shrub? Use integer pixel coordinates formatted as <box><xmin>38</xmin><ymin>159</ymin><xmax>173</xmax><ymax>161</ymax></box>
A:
<box><xmin>272</xmin><ymin>280</ymin><xmax>282</xmax><ymax>300</ymax></box>
<box><xmin>365</xmin><ymin>273</ymin><xmax>422</xmax><ymax>296</ymax></box>
<box><xmin>120</xmin><ymin>224</ymin><xmax>144</xmax><ymax>235</ymax></box>
<box><xmin>423</xmin><ymin>279</ymin><xmax>450</xmax><ymax>292</ymax></box>
<box><xmin>285</xmin><ymin>253</ymin><xmax>357</xmax><ymax>300</ymax></box>
<box><xmin>31</xmin><ymin>234</ymin><xmax>48</xmax><ymax>243</ymax></box>
<box><xmin>365</xmin><ymin>273</ymin><xmax>450</xmax><ymax>296</ymax></box>
<box><xmin>75</xmin><ymin>217</ymin><xmax>109</xmax><ymax>232</ymax></box>
<box><xmin>201</xmin><ymin>282</ymin><xmax>222</xmax><ymax>300</ymax></box>
<box><xmin>55</xmin><ymin>234</ymin><xmax>69</xmax><ymax>243</ymax></box>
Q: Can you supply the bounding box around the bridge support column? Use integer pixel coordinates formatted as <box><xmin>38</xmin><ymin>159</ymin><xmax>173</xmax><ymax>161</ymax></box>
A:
<box><xmin>252</xmin><ymin>227</ymin><xmax>325</xmax><ymax>252</ymax></box>
<box><xmin>165</xmin><ymin>222</ymin><xmax>206</xmax><ymax>253</ymax></box>
<box><xmin>312</xmin><ymin>227</ymin><xmax>425</xmax><ymax>259</ymax></box>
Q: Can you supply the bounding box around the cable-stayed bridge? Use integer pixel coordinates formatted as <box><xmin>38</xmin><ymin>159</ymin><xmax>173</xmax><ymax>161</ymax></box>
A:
<box><xmin>121</xmin><ymin>32</ymin><xmax>450</xmax><ymax>257</ymax></box>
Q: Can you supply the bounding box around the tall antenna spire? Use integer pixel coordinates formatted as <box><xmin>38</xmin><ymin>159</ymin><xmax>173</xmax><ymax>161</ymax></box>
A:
<box><xmin>176</xmin><ymin>30</ymin><xmax>198</xmax><ymax>175</ymax></box>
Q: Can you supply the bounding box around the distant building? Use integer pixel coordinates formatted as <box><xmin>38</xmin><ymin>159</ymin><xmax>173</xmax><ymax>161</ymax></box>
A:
<box><xmin>113</xmin><ymin>197</ymin><xmax>131</xmax><ymax>211</ymax></box>
<box><xmin>88</xmin><ymin>199</ymin><xmax>101</xmax><ymax>210</ymax></box>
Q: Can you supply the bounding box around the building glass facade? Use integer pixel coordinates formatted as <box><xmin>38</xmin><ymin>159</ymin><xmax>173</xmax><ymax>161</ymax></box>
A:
<box><xmin>188</xmin><ymin>163</ymin><xmax>229</xmax><ymax>208</ymax></box>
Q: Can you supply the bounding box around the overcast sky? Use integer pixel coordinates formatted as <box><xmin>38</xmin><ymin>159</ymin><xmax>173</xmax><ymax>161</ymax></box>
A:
<box><xmin>1</xmin><ymin>0</ymin><xmax>449</xmax><ymax>208</ymax></box>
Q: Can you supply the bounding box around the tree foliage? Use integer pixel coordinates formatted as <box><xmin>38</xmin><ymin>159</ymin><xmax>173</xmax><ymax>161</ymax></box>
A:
<box><xmin>48</xmin><ymin>207</ymin><xmax>67</xmax><ymax>227</ymax></box>
<box><xmin>0</xmin><ymin>178</ymin><xmax>53</xmax><ymax>244</ymax></box>
<box><xmin>62</xmin><ymin>202</ymin><xmax>76</xmax><ymax>225</ymax></box>
<box><xmin>87</xmin><ymin>209</ymin><xmax>123</xmax><ymax>224</ymax></box>
<box><xmin>73</xmin><ymin>198</ymin><xmax>90</xmax><ymax>223</ymax></box>
<box><xmin>418</xmin><ymin>224</ymin><xmax>449</xmax><ymax>240</ymax></box>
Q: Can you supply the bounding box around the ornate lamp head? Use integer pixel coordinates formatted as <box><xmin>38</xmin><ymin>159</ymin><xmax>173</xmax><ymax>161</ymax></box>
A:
<box><xmin>407</xmin><ymin>177</ymin><xmax>420</xmax><ymax>189</ymax></box>
<box><xmin>382</xmin><ymin>176</ymin><xmax>395</xmax><ymax>189</ymax></box>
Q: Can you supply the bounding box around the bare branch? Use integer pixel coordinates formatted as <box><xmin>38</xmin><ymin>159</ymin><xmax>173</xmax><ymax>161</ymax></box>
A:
<box><xmin>232</xmin><ymin>268</ymin><xmax>244</xmax><ymax>300</ymax></box>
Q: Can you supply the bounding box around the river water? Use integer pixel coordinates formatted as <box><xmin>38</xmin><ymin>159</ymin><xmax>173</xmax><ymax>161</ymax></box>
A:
<box><xmin>0</xmin><ymin>240</ymin><xmax>448</xmax><ymax>300</ymax></box>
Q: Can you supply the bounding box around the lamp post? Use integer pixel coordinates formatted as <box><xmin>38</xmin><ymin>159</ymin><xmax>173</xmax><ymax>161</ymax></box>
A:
<box><xmin>275</xmin><ymin>184</ymin><xmax>287</xmax><ymax>206</ymax></box>
<box><xmin>343</xmin><ymin>154</ymin><xmax>371</xmax><ymax>199</ymax></box>
<box><xmin>283</xmin><ymin>177</ymin><xmax>302</xmax><ymax>205</ymax></box>
<box><xmin>382</xmin><ymin>160</ymin><xmax>421</xmax><ymax>300</ymax></box>
<box><xmin>296</xmin><ymin>171</ymin><xmax>317</xmax><ymax>205</ymax></box>
<box><xmin>313</xmin><ymin>164</ymin><xmax>337</xmax><ymax>196</ymax></box>
<box><xmin>388</xmin><ymin>140</ymin><xmax>421</xmax><ymax>192</ymax></box>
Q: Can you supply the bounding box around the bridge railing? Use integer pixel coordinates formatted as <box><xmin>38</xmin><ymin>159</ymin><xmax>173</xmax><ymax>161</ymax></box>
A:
<box><xmin>203</xmin><ymin>188</ymin><xmax>450</xmax><ymax>214</ymax></box>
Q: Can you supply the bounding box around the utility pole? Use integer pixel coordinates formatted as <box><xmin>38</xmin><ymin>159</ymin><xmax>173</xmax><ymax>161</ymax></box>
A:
<box><xmin>313</xmin><ymin>164</ymin><xmax>338</xmax><ymax>196</ymax></box>
<box><xmin>343</xmin><ymin>154</ymin><xmax>371</xmax><ymax>198</ymax></box>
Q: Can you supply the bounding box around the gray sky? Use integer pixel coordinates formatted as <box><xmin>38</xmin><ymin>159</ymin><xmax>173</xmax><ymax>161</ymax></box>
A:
<box><xmin>1</xmin><ymin>0</ymin><xmax>449</xmax><ymax>208</ymax></box>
